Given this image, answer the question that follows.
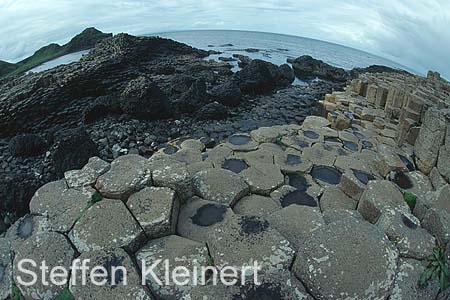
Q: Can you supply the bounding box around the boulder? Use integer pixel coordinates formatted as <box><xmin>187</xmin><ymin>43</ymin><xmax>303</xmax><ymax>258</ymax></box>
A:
<box><xmin>320</xmin><ymin>185</ymin><xmax>358</xmax><ymax>211</ymax></box>
<box><xmin>50</xmin><ymin>127</ymin><xmax>99</xmax><ymax>178</ymax></box>
<box><xmin>197</xmin><ymin>102</ymin><xmax>229</xmax><ymax>120</ymax></box>
<box><xmin>233</xmin><ymin>194</ymin><xmax>280</xmax><ymax>217</ymax></box>
<box><xmin>240</xmin><ymin>163</ymin><xmax>285</xmax><ymax>195</ymax></box>
<box><xmin>151</xmin><ymin>159</ymin><xmax>193</xmax><ymax>202</ymax></box>
<box><xmin>5</xmin><ymin>214</ymin><xmax>50</xmax><ymax>251</ymax></box>
<box><xmin>173</xmin><ymin>78</ymin><xmax>209</xmax><ymax>113</ymax></box>
<box><xmin>289</xmin><ymin>55</ymin><xmax>350</xmax><ymax>82</ymax></box>
<box><xmin>64</xmin><ymin>156</ymin><xmax>110</xmax><ymax>189</ymax></box>
<box><xmin>293</xmin><ymin>217</ymin><xmax>398</xmax><ymax>300</ymax></box>
<box><xmin>209</xmin><ymin>81</ymin><xmax>242</xmax><ymax>107</ymax></box>
<box><xmin>120</xmin><ymin>76</ymin><xmax>171</xmax><ymax>119</ymax></box>
<box><xmin>8</xmin><ymin>133</ymin><xmax>47</xmax><ymax>157</ymax></box>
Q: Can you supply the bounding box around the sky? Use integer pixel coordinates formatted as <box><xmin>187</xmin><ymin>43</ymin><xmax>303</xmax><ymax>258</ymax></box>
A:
<box><xmin>1</xmin><ymin>0</ymin><xmax>449</xmax><ymax>79</ymax></box>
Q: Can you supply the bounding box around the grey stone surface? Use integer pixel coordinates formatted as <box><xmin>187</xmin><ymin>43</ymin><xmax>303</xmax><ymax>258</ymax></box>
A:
<box><xmin>293</xmin><ymin>217</ymin><xmax>398</xmax><ymax>300</ymax></box>
<box><xmin>302</xmin><ymin>143</ymin><xmax>337</xmax><ymax>166</ymax></box>
<box><xmin>320</xmin><ymin>186</ymin><xmax>357</xmax><ymax>211</ymax></box>
<box><xmin>69</xmin><ymin>199</ymin><xmax>144</xmax><ymax>253</ymax></box>
<box><xmin>193</xmin><ymin>169</ymin><xmax>249</xmax><ymax>206</ymax></box>
<box><xmin>377</xmin><ymin>208</ymin><xmax>435</xmax><ymax>259</ymax></box>
<box><xmin>96</xmin><ymin>154</ymin><xmax>151</xmax><ymax>200</ymax></box>
<box><xmin>422</xmin><ymin>208</ymin><xmax>450</xmax><ymax>244</ymax></box>
<box><xmin>302</xmin><ymin>116</ymin><xmax>331</xmax><ymax>129</ymax></box>
<box><xmin>65</xmin><ymin>156</ymin><xmax>110</xmax><ymax>189</ymax></box>
<box><xmin>390</xmin><ymin>258</ymin><xmax>440</xmax><ymax>300</ymax></box>
<box><xmin>5</xmin><ymin>214</ymin><xmax>50</xmax><ymax>251</ymax></box>
<box><xmin>357</xmin><ymin>180</ymin><xmax>409</xmax><ymax>223</ymax></box>
<box><xmin>241</xmin><ymin>148</ymin><xmax>275</xmax><ymax>167</ymax></box>
<box><xmin>206</xmin><ymin>215</ymin><xmax>295</xmax><ymax>275</ymax></box>
<box><xmin>70</xmin><ymin>248</ymin><xmax>153</xmax><ymax>300</ymax></box>
<box><xmin>250</xmin><ymin>126</ymin><xmax>280</xmax><ymax>143</ymax></box>
<box><xmin>397</xmin><ymin>171</ymin><xmax>433</xmax><ymax>203</ymax></box>
<box><xmin>224</xmin><ymin>133</ymin><xmax>259</xmax><ymax>152</ymax></box>
<box><xmin>136</xmin><ymin>235</ymin><xmax>209</xmax><ymax>300</ymax></box>
<box><xmin>183</xmin><ymin>284</ymin><xmax>241</xmax><ymax>300</ymax></box>
<box><xmin>240</xmin><ymin>163</ymin><xmax>284</xmax><ymax>195</ymax></box>
<box><xmin>414</xmin><ymin>184</ymin><xmax>450</xmax><ymax>221</ymax></box>
<box><xmin>29</xmin><ymin>179</ymin><xmax>68</xmax><ymax>214</ymax></box>
<box><xmin>204</xmin><ymin>145</ymin><xmax>233</xmax><ymax>164</ymax></box>
<box><xmin>437</xmin><ymin>141</ymin><xmax>450</xmax><ymax>182</ymax></box>
<box><xmin>13</xmin><ymin>232</ymin><xmax>75</xmax><ymax>300</ymax></box>
<box><xmin>0</xmin><ymin>238</ymin><xmax>12</xmax><ymax>300</ymax></box>
<box><xmin>339</xmin><ymin>168</ymin><xmax>375</xmax><ymax>200</ymax></box>
<box><xmin>177</xmin><ymin>197</ymin><xmax>235</xmax><ymax>242</ymax></box>
<box><xmin>152</xmin><ymin>161</ymin><xmax>193</xmax><ymax>202</ymax></box>
<box><xmin>266</xmin><ymin>205</ymin><xmax>324</xmax><ymax>249</ymax></box>
<box><xmin>233</xmin><ymin>194</ymin><xmax>281</xmax><ymax>217</ymax></box>
<box><xmin>429</xmin><ymin>167</ymin><xmax>447</xmax><ymax>190</ymax></box>
<box><xmin>127</xmin><ymin>187</ymin><xmax>180</xmax><ymax>239</ymax></box>
<box><xmin>322</xmin><ymin>209</ymin><xmax>364</xmax><ymax>224</ymax></box>
<box><xmin>172</xmin><ymin>148</ymin><xmax>203</xmax><ymax>164</ymax></box>
<box><xmin>375</xmin><ymin>144</ymin><xmax>408</xmax><ymax>177</ymax></box>
<box><xmin>180</xmin><ymin>139</ymin><xmax>205</xmax><ymax>152</ymax></box>
<box><xmin>274</xmin><ymin>148</ymin><xmax>313</xmax><ymax>174</ymax></box>
<box><xmin>186</xmin><ymin>161</ymin><xmax>213</xmax><ymax>176</ymax></box>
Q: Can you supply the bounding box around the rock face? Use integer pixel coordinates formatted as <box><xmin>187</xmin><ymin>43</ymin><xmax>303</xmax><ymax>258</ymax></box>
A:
<box><xmin>8</xmin><ymin>133</ymin><xmax>47</xmax><ymax>157</ymax></box>
<box><xmin>289</xmin><ymin>55</ymin><xmax>350</xmax><ymax>82</ymax></box>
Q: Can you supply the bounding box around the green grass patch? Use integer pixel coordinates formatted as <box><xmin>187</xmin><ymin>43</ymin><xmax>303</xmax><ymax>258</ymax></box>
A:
<box><xmin>419</xmin><ymin>245</ymin><xmax>450</xmax><ymax>291</ymax></box>
<box><xmin>90</xmin><ymin>191</ymin><xmax>104</xmax><ymax>205</ymax></box>
<box><xmin>403</xmin><ymin>192</ymin><xmax>417</xmax><ymax>211</ymax></box>
<box><xmin>55</xmin><ymin>287</ymin><xmax>75</xmax><ymax>300</ymax></box>
<box><xmin>11</xmin><ymin>281</ymin><xmax>25</xmax><ymax>300</ymax></box>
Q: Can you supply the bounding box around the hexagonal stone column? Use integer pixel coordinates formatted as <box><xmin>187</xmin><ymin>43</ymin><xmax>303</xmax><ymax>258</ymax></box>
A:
<box><xmin>151</xmin><ymin>159</ymin><xmax>193</xmax><ymax>202</ymax></box>
<box><xmin>69</xmin><ymin>199</ymin><xmax>144</xmax><ymax>253</ymax></box>
<box><xmin>177</xmin><ymin>197</ymin><xmax>235</xmax><ymax>242</ymax></box>
<box><xmin>0</xmin><ymin>238</ymin><xmax>12</xmax><ymax>300</ymax></box>
<box><xmin>70</xmin><ymin>248</ymin><xmax>153</xmax><ymax>300</ymax></box>
<box><xmin>127</xmin><ymin>187</ymin><xmax>180</xmax><ymax>239</ymax></box>
<box><xmin>30</xmin><ymin>180</ymin><xmax>92</xmax><ymax>233</ymax></box>
<box><xmin>240</xmin><ymin>163</ymin><xmax>284</xmax><ymax>195</ymax></box>
<box><xmin>96</xmin><ymin>154</ymin><xmax>151</xmax><ymax>200</ymax></box>
<box><xmin>13</xmin><ymin>232</ymin><xmax>75</xmax><ymax>300</ymax></box>
<box><xmin>136</xmin><ymin>235</ymin><xmax>209</xmax><ymax>300</ymax></box>
<box><xmin>65</xmin><ymin>156</ymin><xmax>110</xmax><ymax>189</ymax></box>
<box><xmin>357</xmin><ymin>180</ymin><xmax>409</xmax><ymax>223</ymax></box>
<box><xmin>193</xmin><ymin>169</ymin><xmax>249</xmax><ymax>206</ymax></box>
<box><xmin>293</xmin><ymin>217</ymin><xmax>398</xmax><ymax>300</ymax></box>
<box><xmin>5</xmin><ymin>214</ymin><xmax>50</xmax><ymax>250</ymax></box>
<box><xmin>233</xmin><ymin>195</ymin><xmax>281</xmax><ymax>217</ymax></box>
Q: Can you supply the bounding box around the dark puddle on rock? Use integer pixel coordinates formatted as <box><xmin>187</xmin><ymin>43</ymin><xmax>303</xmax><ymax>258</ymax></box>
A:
<box><xmin>353</xmin><ymin>132</ymin><xmax>366</xmax><ymax>140</ymax></box>
<box><xmin>324</xmin><ymin>136</ymin><xmax>341</xmax><ymax>144</ymax></box>
<box><xmin>399</xmin><ymin>155</ymin><xmax>415</xmax><ymax>171</ymax></box>
<box><xmin>361</xmin><ymin>140</ymin><xmax>373</xmax><ymax>149</ymax></box>
<box><xmin>222</xmin><ymin>158</ymin><xmax>248</xmax><ymax>173</ymax></box>
<box><xmin>239</xmin><ymin>216</ymin><xmax>269</xmax><ymax>235</ymax></box>
<box><xmin>351</xmin><ymin>126</ymin><xmax>360</xmax><ymax>132</ymax></box>
<box><xmin>17</xmin><ymin>215</ymin><xmax>34</xmax><ymax>239</ymax></box>
<box><xmin>296</xmin><ymin>139</ymin><xmax>310</xmax><ymax>149</ymax></box>
<box><xmin>352</xmin><ymin>169</ymin><xmax>375</xmax><ymax>185</ymax></box>
<box><xmin>287</xmin><ymin>174</ymin><xmax>309</xmax><ymax>192</ymax></box>
<box><xmin>103</xmin><ymin>255</ymin><xmax>125</xmax><ymax>286</ymax></box>
<box><xmin>303</xmin><ymin>130</ymin><xmax>319</xmax><ymax>139</ymax></box>
<box><xmin>201</xmin><ymin>152</ymin><xmax>209</xmax><ymax>161</ymax></box>
<box><xmin>285</xmin><ymin>154</ymin><xmax>302</xmax><ymax>166</ymax></box>
<box><xmin>391</xmin><ymin>172</ymin><xmax>413</xmax><ymax>189</ymax></box>
<box><xmin>163</xmin><ymin>145</ymin><xmax>178</xmax><ymax>154</ymax></box>
<box><xmin>244</xmin><ymin>284</ymin><xmax>283</xmax><ymax>300</ymax></box>
<box><xmin>343</xmin><ymin>141</ymin><xmax>358</xmax><ymax>152</ymax></box>
<box><xmin>229</xmin><ymin>135</ymin><xmax>251</xmax><ymax>145</ymax></box>
<box><xmin>280</xmin><ymin>190</ymin><xmax>317</xmax><ymax>208</ymax></box>
<box><xmin>192</xmin><ymin>204</ymin><xmax>227</xmax><ymax>226</ymax></box>
<box><xmin>402</xmin><ymin>215</ymin><xmax>418</xmax><ymax>229</ymax></box>
<box><xmin>311</xmin><ymin>166</ymin><xmax>342</xmax><ymax>185</ymax></box>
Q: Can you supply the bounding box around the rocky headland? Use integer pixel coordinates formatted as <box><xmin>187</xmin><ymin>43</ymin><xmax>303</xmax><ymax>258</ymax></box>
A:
<box><xmin>1</xmin><ymin>30</ymin><xmax>449</xmax><ymax>300</ymax></box>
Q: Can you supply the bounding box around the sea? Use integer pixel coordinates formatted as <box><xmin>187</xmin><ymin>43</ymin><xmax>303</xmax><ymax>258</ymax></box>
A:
<box><xmin>29</xmin><ymin>30</ymin><xmax>412</xmax><ymax>76</ymax></box>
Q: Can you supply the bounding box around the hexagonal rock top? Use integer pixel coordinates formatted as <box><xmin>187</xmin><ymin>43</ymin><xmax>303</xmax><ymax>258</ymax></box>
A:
<box><xmin>69</xmin><ymin>199</ymin><xmax>144</xmax><ymax>253</ymax></box>
<box><xmin>13</xmin><ymin>232</ymin><xmax>75</xmax><ymax>300</ymax></box>
<box><xmin>95</xmin><ymin>154</ymin><xmax>151</xmax><ymax>200</ymax></box>
<box><xmin>127</xmin><ymin>186</ymin><xmax>180</xmax><ymax>239</ymax></box>
<box><xmin>192</xmin><ymin>169</ymin><xmax>249</xmax><ymax>206</ymax></box>
<box><xmin>293</xmin><ymin>217</ymin><xmax>398</xmax><ymax>300</ymax></box>
<box><xmin>70</xmin><ymin>248</ymin><xmax>153</xmax><ymax>300</ymax></box>
<box><xmin>136</xmin><ymin>235</ymin><xmax>209</xmax><ymax>300</ymax></box>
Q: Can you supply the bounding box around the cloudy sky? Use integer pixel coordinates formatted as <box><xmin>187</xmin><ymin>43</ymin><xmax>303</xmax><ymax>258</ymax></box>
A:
<box><xmin>1</xmin><ymin>0</ymin><xmax>449</xmax><ymax>78</ymax></box>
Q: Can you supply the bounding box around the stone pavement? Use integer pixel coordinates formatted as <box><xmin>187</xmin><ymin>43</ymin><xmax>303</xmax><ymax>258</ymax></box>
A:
<box><xmin>2</xmin><ymin>72</ymin><xmax>450</xmax><ymax>299</ymax></box>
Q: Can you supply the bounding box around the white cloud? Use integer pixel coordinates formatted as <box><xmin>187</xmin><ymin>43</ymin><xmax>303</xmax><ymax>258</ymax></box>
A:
<box><xmin>0</xmin><ymin>0</ymin><xmax>449</xmax><ymax>78</ymax></box>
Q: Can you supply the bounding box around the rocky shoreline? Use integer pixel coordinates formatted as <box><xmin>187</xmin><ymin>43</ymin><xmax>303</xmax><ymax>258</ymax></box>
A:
<box><xmin>0</xmin><ymin>32</ymin><xmax>404</xmax><ymax>233</ymax></box>
<box><xmin>1</xmin><ymin>69</ymin><xmax>449</xmax><ymax>298</ymax></box>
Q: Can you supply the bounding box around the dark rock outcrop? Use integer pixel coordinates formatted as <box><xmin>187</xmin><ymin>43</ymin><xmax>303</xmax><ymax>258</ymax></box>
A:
<box><xmin>350</xmin><ymin>65</ymin><xmax>408</xmax><ymax>78</ymax></box>
<box><xmin>234</xmin><ymin>59</ymin><xmax>295</xmax><ymax>95</ymax></box>
<box><xmin>8</xmin><ymin>134</ymin><xmax>47</xmax><ymax>157</ymax></box>
<box><xmin>173</xmin><ymin>78</ymin><xmax>209</xmax><ymax>114</ymax></box>
<box><xmin>197</xmin><ymin>102</ymin><xmax>229</xmax><ymax>120</ymax></box>
<box><xmin>49</xmin><ymin>127</ymin><xmax>99</xmax><ymax>178</ymax></box>
<box><xmin>209</xmin><ymin>81</ymin><xmax>242</xmax><ymax>107</ymax></box>
<box><xmin>289</xmin><ymin>55</ymin><xmax>350</xmax><ymax>82</ymax></box>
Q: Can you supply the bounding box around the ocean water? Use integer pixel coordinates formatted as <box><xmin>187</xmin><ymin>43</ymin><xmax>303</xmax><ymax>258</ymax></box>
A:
<box><xmin>28</xmin><ymin>30</ymin><xmax>411</xmax><ymax>74</ymax></box>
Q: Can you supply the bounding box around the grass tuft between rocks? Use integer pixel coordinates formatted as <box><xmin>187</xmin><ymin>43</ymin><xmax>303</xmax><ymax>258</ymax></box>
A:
<box><xmin>55</xmin><ymin>287</ymin><xmax>75</xmax><ymax>300</ymax></box>
<box><xmin>11</xmin><ymin>281</ymin><xmax>24</xmax><ymax>300</ymax></box>
<box><xmin>403</xmin><ymin>192</ymin><xmax>417</xmax><ymax>211</ymax></box>
<box><xmin>419</xmin><ymin>245</ymin><xmax>450</xmax><ymax>291</ymax></box>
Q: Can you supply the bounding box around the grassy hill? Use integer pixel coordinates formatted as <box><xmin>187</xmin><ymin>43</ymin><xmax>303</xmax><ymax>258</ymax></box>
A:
<box><xmin>0</xmin><ymin>27</ymin><xmax>112</xmax><ymax>78</ymax></box>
